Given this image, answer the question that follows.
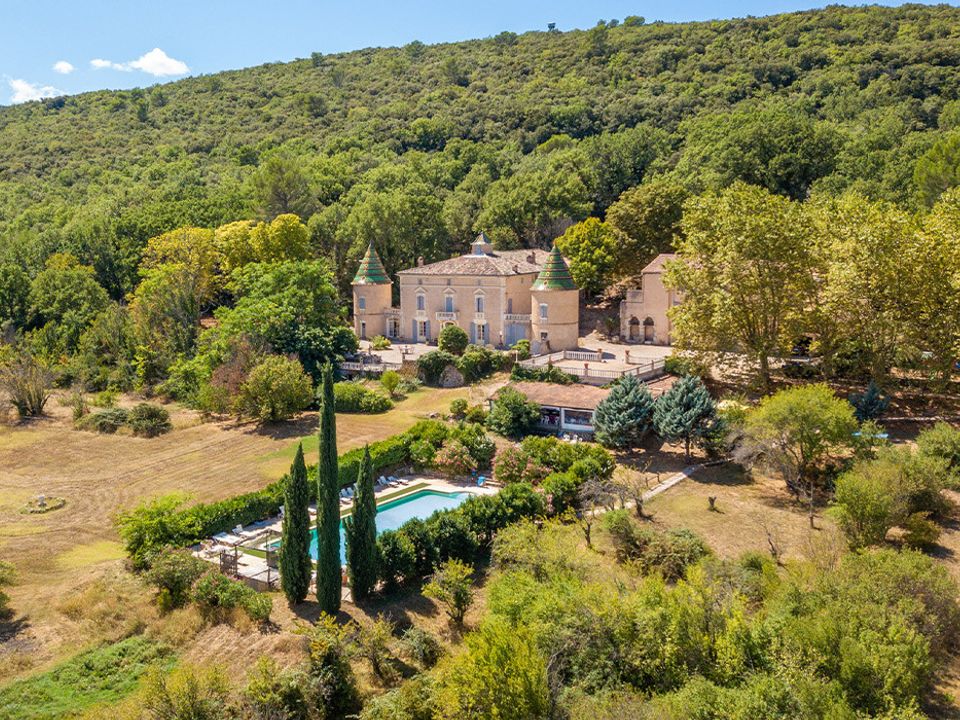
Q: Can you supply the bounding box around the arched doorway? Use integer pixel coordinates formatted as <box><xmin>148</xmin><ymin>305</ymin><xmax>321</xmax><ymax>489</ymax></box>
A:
<box><xmin>643</xmin><ymin>317</ymin><xmax>655</xmax><ymax>343</ymax></box>
<box><xmin>628</xmin><ymin>316</ymin><xmax>640</xmax><ymax>341</ymax></box>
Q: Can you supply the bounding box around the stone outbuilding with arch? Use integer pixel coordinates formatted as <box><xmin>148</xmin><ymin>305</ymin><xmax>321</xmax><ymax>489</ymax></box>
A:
<box><xmin>619</xmin><ymin>253</ymin><xmax>681</xmax><ymax>346</ymax></box>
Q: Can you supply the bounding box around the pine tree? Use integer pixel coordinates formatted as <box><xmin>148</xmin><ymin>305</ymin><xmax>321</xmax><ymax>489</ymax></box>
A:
<box><xmin>316</xmin><ymin>363</ymin><xmax>341</xmax><ymax>613</ymax></box>
<box><xmin>849</xmin><ymin>380</ymin><xmax>889</xmax><ymax>422</ymax></box>
<box><xmin>344</xmin><ymin>445</ymin><xmax>379</xmax><ymax>600</ymax></box>
<box><xmin>593</xmin><ymin>375</ymin><xmax>655</xmax><ymax>448</ymax></box>
<box><xmin>279</xmin><ymin>443</ymin><xmax>312</xmax><ymax>604</ymax></box>
<box><xmin>653</xmin><ymin>375</ymin><xmax>717</xmax><ymax>461</ymax></box>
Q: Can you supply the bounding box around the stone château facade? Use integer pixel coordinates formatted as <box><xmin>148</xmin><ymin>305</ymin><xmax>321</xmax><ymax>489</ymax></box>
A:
<box><xmin>352</xmin><ymin>233</ymin><xmax>580</xmax><ymax>353</ymax></box>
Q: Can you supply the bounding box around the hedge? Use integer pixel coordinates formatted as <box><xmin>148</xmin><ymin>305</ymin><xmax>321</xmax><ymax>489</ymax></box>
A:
<box><xmin>118</xmin><ymin>422</ymin><xmax>447</xmax><ymax>566</ymax></box>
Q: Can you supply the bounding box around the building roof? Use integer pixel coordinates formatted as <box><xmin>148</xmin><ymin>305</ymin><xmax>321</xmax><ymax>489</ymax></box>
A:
<box><xmin>352</xmin><ymin>243</ymin><xmax>391</xmax><ymax>285</ymax></box>
<box><xmin>501</xmin><ymin>381</ymin><xmax>611</xmax><ymax>412</ymax></box>
<box><xmin>642</xmin><ymin>253</ymin><xmax>677</xmax><ymax>274</ymax></box>
<box><xmin>396</xmin><ymin>249</ymin><xmax>549</xmax><ymax>277</ymax></box>
<box><xmin>531</xmin><ymin>245</ymin><xmax>577</xmax><ymax>291</ymax></box>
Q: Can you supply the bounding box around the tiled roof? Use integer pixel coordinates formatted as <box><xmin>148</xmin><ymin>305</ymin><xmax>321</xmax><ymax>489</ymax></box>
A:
<box><xmin>353</xmin><ymin>243</ymin><xmax>391</xmax><ymax>285</ymax></box>
<box><xmin>397</xmin><ymin>249</ymin><xmax>549</xmax><ymax>277</ymax></box>
<box><xmin>642</xmin><ymin>253</ymin><xmax>677</xmax><ymax>274</ymax></box>
<box><xmin>531</xmin><ymin>245</ymin><xmax>577</xmax><ymax>291</ymax></box>
<box><xmin>499</xmin><ymin>381</ymin><xmax>610</xmax><ymax>412</ymax></box>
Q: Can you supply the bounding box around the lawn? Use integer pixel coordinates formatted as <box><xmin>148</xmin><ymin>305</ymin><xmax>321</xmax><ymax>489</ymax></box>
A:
<box><xmin>0</xmin><ymin>380</ymin><xmax>497</xmax><ymax>686</ymax></box>
<box><xmin>0</xmin><ymin>636</ymin><xmax>173</xmax><ymax>720</ymax></box>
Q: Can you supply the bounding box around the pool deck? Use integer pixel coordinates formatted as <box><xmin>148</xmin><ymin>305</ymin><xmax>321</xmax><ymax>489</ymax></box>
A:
<box><xmin>193</xmin><ymin>474</ymin><xmax>497</xmax><ymax>594</ymax></box>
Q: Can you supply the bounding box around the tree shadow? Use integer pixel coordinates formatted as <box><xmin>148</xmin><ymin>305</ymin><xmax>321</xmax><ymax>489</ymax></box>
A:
<box><xmin>235</xmin><ymin>413</ymin><xmax>321</xmax><ymax>440</ymax></box>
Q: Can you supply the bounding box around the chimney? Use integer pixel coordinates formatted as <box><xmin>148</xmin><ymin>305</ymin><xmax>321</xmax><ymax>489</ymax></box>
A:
<box><xmin>527</xmin><ymin>251</ymin><xmax>536</xmax><ymax>264</ymax></box>
<box><xmin>417</xmin><ymin>256</ymin><xmax>425</xmax><ymax>267</ymax></box>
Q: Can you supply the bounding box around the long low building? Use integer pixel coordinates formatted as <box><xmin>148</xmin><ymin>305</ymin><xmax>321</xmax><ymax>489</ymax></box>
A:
<box><xmin>490</xmin><ymin>377</ymin><xmax>679</xmax><ymax>435</ymax></box>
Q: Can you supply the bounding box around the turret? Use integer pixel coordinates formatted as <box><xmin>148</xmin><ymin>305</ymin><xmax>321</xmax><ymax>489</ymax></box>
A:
<box><xmin>351</xmin><ymin>243</ymin><xmax>392</xmax><ymax>340</ymax></box>
<box><xmin>530</xmin><ymin>244</ymin><xmax>579</xmax><ymax>353</ymax></box>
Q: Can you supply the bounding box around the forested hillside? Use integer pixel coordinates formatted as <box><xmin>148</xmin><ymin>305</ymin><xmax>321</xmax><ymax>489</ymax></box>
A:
<box><xmin>2</xmin><ymin>3</ymin><xmax>960</xmax><ymax>298</ymax></box>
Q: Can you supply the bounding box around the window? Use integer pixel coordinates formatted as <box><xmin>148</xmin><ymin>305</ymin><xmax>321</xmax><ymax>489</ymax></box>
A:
<box><xmin>507</xmin><ymin>298</ymin><xmax>513</xmax><ymax>314</ymax></box>
<box><xmin>476</xmin><ymin>295</ymin><xmax>485</xmax><ymax>313</ymax></box>
<box><xmin>359</xmin><ymin>321</ymin><xmax>366</xmax><ymax>339</ymax></box>
<box><xmin>418</xmin><ymin>320</ymin><xmax>428</xmax><ymax>339</ymax></box>
<box><xmin>539</xmin><ymin>303</ymin><xmax>548</xmax><ymax>319</ymax></box>
<box><xmin>540</xmin><ymin>331</ymin><xmax>548</xmax><ymax>342</ymax></box>
<box><xmin>476</xmin><ymin>324</ymin><xmax>486</xmax><ymax>343</ymax></box>
<box><xmin>358</xmin><ymin>296</ymin><xmax>366</xmax><ymax>310</ymax></box>
<box><xmin>416</xmin><ymin>293</ymin><xmax>425</xmax><ymax>311</ymax></box>
<box><xmin>445</xmin><ymin>295</ymin><xmax>454</xmax><ymax>312</ymax></box>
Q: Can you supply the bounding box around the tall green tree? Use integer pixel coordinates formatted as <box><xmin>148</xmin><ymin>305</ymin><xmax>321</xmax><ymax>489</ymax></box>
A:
<box><xmin>344</xmin><ymin>445</ymin><xmax>379</xmax><ymax>601</ymax></box>
<box><xmin>316</xmin><ymin>363</ymin><xmax>342</xmax><ymax>614</ymax></box>
<box><xmin>279</xmin><ymin>443</ymin><xmax>312</xmax><ymax>604</ymax></box>
<box><xmin>741</xmin><ymin>384</ymin><xmax>857</xmax><ymax>526</ymax></box>
<box><xmin>593</xmin><ymin>375</ymin><xmax>655</xmax><ymax>449</ymax></box>
<box><xmin>653</xmin><ymin>375</ymin><xmax>717</xmax><ymax>461</ymax></box>
<box><xmin>554</xmin><ymin>218</ymin><xmax>625</xmax><ymax>296</ymax></box>
<box><xmin>606</xmin><ymin>179</ymin><xmax>688</xmax><ymax>277</ymax></box>
<box><xmin>666</xmin><ymin>183</ymin><xmax>815</xmax><ymax>392</ymax></box>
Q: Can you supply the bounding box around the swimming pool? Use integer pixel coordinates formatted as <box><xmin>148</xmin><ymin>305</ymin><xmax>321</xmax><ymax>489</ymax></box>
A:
<box><xmin>277</xmin><ymin>488</ymin><xmax>473</xmax><ymax>563</ymax></box>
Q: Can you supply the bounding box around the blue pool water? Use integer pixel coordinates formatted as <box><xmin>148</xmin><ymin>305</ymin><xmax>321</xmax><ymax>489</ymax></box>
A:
<box><xmin>280</xmin><ymin>489</ymin><xmax>472</xmax><ymax>564</ymax></box>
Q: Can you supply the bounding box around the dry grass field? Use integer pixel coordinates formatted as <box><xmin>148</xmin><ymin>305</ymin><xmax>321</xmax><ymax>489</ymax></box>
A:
<box><xmin>0</xmin><ymin>381</ymin><xmax>493</xmax><ymax>682</ymax></box>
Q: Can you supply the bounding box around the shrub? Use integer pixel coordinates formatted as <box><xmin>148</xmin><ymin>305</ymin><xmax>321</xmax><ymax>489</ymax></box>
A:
<box><xmin>333</xmin><ymin>381</ymin><xmax>392</xmax><ymax>413</ymax></box>
<box><xmin>377</xmin><ymin>530</ymin><xmax>416</xmax><ymax>588</ymax></box>
<box><xmin>397</xmin><ymin>518</ymin><xmax>438</xmax><ymax>577</ymax></box>
<box><xmin>417</xmin><ymin>350</ymin><xmax>457</xmax><ymax>385</ymax></box>
<box><xmin>520</xmin><ymin>435</ymin><xmax>615</xmax><ymax>479</ymax></box>
<box><xmin>903</xmin><ymin>511</ymin><xmax>941</xmax><ymax>549</ymax></box>
<box><xmin>487</xmin><ymin>387</ymin><xmax>540</xmax><ymax>438</ymax></box>
<box><xmin>128</xmin><ymin>402</ymin><xmax>172</xmax><ymax>437</ymax></box>
<box><xmin>434</xmin><ymin>439</ymin><xmax>478</xmax><ymax>478</ymax></box>
<box><xmin>0</xmin><ymin>353</ymin><xmax>53</xmax><ymax>417</ymax></box>
<box><xmin>380</xmin><ymin>370</ymin><xmax>401</xmax><ymax>398</ymax></box>
<box><xmin>370</xmin><ymin>335</ymin><xmax>391</xmax><ymax>350</ymax></box>
<box><xmin>423</xmin><ymin>558</ymin><xmax>474</xmax><ymax>624</ymax></box>
<box><xmin>426</xmin><ymin>511</ymin><xmax>478</xmax><ymax>564</ymax></box>
<box><xmin>191</xmin><ymin>569</ymin><xmax>272</xmax><ymax>622</ymax></box>
<box><xmin>541</xmin><ymin>472</ymin><xmax>583</xmax><ymax>514</ymax></box>
<box><xmin>145</xmin><ymin>548</ymin><xmax>208</xmax><ymax>610</ymax></box>
<box><xmin>0</xmin><ymin>561</ymin><xmax>15</xmax><ymax>618</ymax></box>
<box><xmin>237</xmin><ymin>355</ymin><xmax>313</xmax><ymax>422</ymax></box>
<box><xmin>509</xmin><ymin>364</ymin><xmax>576</xmax><ymax>384</ymax></box>
<box><xmin>77</xmin><ymin>407</ymin><xmax>128</xmax><ymax>433</ymax></box>
<box><xmin>463</xmin><ymin>404</ymin><xmax>488</xmax><ymax>424</ymax></box>
<box><xmin>307</xmin><ymin>615</ymin><xmax>360</xmax><ymax>718</ymax></box>
<box><xmin>457</xmin><ymin>344</ymin><xmax>504</xmax><ymax>382</ymax></box>
<box><xmin>603</xmin><ymin>511</ymin><xmax>710</xmax><ymax>580</ymax></box>
<box><xmin>92</xmin><ymin>389</ymin><xmax>117</xmax><ymax>407</ymax></box>
<box><xmin>438</xmin><ymin>325</ymin><xmax>469</xmax><ymax>355</ymax></box>
<box><xmin>917</xmin><ymin>422</ymin><xmax>960</xmax><ymax>484</ymax></box>
<box><xmin>450</xmin><ymin>422</ymin><xmax>496</xmax><ymax>468</ymax></box>
<box><xmin>493</xmin><ymin>446</ymin><xmax>548</xmax><ymax>485</ymax></box>
<box><xmin>409</xmin><ymin>439</ymin><xmax>437</xmax><ymax>468</ymax></box>
<box><xmin>510</xmin><ymin>338</ymin><xmax>531</xmax><ymax>361</ymax></box>
<box><xmin>400</xmin><ymin>627</ymin><xmax>442</xmax><ymax>669</ymax></box>
<box><xmin>449</xmin><ymin>397</ymin><xmax>468</xmax><ymax>419</ymax></box>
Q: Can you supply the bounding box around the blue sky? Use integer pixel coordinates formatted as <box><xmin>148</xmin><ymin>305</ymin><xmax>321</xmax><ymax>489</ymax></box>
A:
<box><xmin>0</xmin><ymin>1</ymin><xmax>952</xmax><ymax>105</ymax></box>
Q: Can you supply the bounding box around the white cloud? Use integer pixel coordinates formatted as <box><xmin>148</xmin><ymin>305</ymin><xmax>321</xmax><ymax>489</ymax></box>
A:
<box><xmin>52</xmin><ymin>60</ymin><xmax>74</xmax><ymax>75</ymax></box>
<box><xmin>91</xmin><ymin>58</ymin><xmax>128</xmax><ymax>71</ymax></box>
<box><xmin>90</xmin><ymin>48</ymin><xmax>189</xmax><ymax>77</ymax></box>
<box><xmin>9</xmin><ymin>78</ymin><xmax>62</xmax><ymax>103</ymax></box>
<box><xmin>128</xmin><ymin>48</ymin><xmax>189</xmax><ymax>76</ymax></box>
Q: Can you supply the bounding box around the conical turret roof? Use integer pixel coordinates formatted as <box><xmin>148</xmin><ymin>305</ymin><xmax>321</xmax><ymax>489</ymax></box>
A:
<box><xmin>531</xmin><ymin>245</ymin><xmax>577</xmax><ymax>291</ymax></box>
<box><xmin>352</xmin><ymin>243</ymin><xmax>391</xmax><ymax>285</ymax></box>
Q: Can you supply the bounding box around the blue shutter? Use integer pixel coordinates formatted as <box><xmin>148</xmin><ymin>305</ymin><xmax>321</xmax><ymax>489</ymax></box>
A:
<box><xmin>425</xmin><ymin>321</ymin><xmax>431</xmax><ymax>341</ymax></box>
<box><xmin>412</xmin><ymin>320</ymin><xmax>417</xmax><ymax>341</ymax></box>
<box><xmin>470</xmin><ymin>322</ymin><xmax>476</xmax><ymax>344</ymax></box>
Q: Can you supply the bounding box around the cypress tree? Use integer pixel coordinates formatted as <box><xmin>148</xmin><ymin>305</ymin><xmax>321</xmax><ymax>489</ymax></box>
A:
<box><xmin>279</xmin><ymin>443</ymin><xmax>312</xmax><ymax>604</ymax></box>
<box><xmin>593</xmin><ymin>375</ymin><xmax>655</xmax><ymax>448</ymax></box>
<box><xmin>316</xmin><ymin>363</ymin><xmax>342</xmax><ymax>613</ymax></box>
<box><xmin>344</xmin><ymin>445</ymin><xmax>379</xmax><ymax>600</ymax></box>
<box><xmin>653</xmin><ymin>375</ymin><xmax>717</xmax><ymax>461</ymax></box>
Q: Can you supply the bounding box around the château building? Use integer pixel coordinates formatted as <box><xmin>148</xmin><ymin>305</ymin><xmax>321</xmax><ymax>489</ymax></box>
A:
<box><xmin>352</xmin><ymin>233</ymin><xmax>580</xmax><ymax>353</ymax></box>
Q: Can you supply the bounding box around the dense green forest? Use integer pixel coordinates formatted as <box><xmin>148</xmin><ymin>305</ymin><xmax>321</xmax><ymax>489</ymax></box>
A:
<box><xmin>3</xmin><ymin>4</ymin><xmax>960</xmax><ymax>292</ymax></box>
<box><xmin>3</xmin><ymin>3</ymin><xmax>960</xmax><ymax>403</ymax></box>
